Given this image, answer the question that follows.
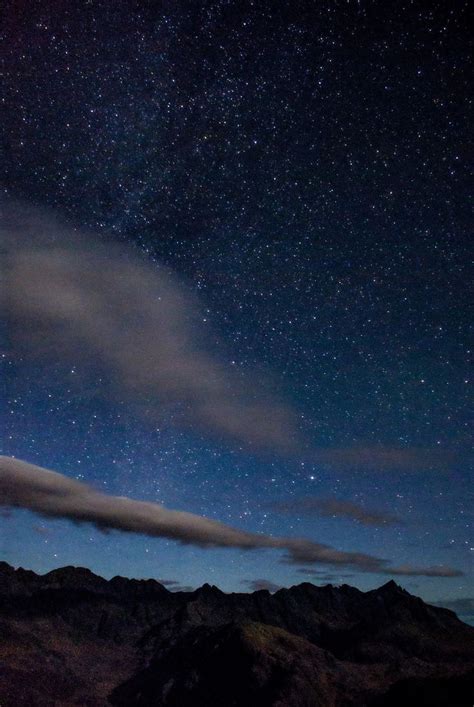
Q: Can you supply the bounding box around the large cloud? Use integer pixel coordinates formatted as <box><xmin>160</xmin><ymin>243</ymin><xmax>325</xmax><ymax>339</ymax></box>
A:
<box><xmin>0</xmin><ymin>456</ymin><xmax>266</xmax><ymax>549</ymax></box>
<box><xmin>1</xmin><ymin>202</ymin><xmax>301</xmax><ymax>455</ymax></box>
<box><xmin>1</xmin><ymin>201</ymin><xmax>449</xmax><ymax>470</ymax></box>
<box><xmin>0</xmin><ymin>456</ymin><xmax>462</xmax><ymax>578</ymax></box>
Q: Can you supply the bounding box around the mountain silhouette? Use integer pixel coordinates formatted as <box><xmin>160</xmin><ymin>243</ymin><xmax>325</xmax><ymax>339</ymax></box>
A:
<box><xmin>0</xmin><ymin>562</ymin><xmax>472</xmax><ymax>706</ymax></box>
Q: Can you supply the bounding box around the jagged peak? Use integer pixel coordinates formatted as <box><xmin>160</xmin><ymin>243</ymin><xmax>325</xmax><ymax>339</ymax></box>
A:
<box><xmin>194</xmin><ymin>582</ymin><xmax>223</xmax><ymax>596</ymax></box>
<box><xmin>0</xmin><ymin>562</ymin><xmax>433</xmax><ymax>607</ymax></box>
<box><xmin>380</xmin><ymin>579</ymin><xmax>402</xmax><ymax>590</ymax></box>
<box><xmin>375</xmin><ymin>579</ymin><xmax>408</xmax><ymax>596</ymax></box>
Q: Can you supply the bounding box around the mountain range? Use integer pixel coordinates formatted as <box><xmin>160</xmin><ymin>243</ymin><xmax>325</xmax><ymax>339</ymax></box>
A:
<box><xmin>0</xmin><ymin>561</ymin><xmax>473</xmax><ymax>706</ymax></box>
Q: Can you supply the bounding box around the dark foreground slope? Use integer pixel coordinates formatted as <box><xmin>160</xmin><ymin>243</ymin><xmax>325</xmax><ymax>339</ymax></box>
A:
<box><xmin>0</xmin><ymin>562</ymin><xmax>473</xmax><ymax>706</ymax></box>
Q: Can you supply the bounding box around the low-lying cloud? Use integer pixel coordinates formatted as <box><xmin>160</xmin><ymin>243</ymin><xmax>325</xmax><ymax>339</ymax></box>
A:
<box><xmin>272</xmin><ymin>497</ymin><xmax>400</xmax><ymax>526</ymax></box>
<box><xmin>242</xmin><ymin>578</ymin><xmax>282</xmax><ymax>593</ymax></box>
<box><xmin>312</xmin><ymin>446</ymin><xmax>452</xmax><ymax>472</ymax></box>
<box><xmin>383</xmin><ymin>565</ymin><xmax>463</xmax><ymax>578</ymax></box>
<box><xmin>0</xmin><ymin>456</ymin><xmax>461</xmax><ymax>578</ymax></box>
<box><xmin>431</xmin><ymin>598</ymin><xmax>474</xmax><ymax>625</ymax></box>
<box><xmin>283</xmin><ymin>540</ymin><xmax>462</xmax><ymax>577</ymax></box>
<box><xmin>157</xmin><ymin>578</ymin><xmax>195</xmax><ymax>592</ymax></box>
<box><xmin>296</xmin><ymin>568</ymin><xmax>355</xmax><ymax>581</ymax></box>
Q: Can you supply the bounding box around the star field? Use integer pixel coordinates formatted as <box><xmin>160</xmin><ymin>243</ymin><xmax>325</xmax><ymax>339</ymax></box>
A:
<box><xmin>1</xmin><ymin>1</ymin><xmax>472</xmax><ymax>618</ymax></box>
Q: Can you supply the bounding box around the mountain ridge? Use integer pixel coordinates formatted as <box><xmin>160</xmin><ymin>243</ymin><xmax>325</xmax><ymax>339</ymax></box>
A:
<box><xmin>0</xmin><ymin>559</ymin><xmax>445</xmax><ymax>605</ymax></box>
<box><xmin>0</xmin><ymin>561</ymin><xmax>472</xmax><ymax>706</ymax></box>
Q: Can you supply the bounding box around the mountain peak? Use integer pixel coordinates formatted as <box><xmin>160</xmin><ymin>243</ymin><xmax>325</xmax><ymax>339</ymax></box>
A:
<box><xmin>195</xmin><ymin>582</ymin><xmax>223</xmax><ymax>596</ymax></box>
<box><xmin>378</xmin><ymin>579</ymin><xmax>405</xmax><ymax>594</ymax></box>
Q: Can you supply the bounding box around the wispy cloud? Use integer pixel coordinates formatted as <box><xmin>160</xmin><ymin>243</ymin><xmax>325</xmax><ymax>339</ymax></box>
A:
<box><xmin>2</xmin><ymin>202</ymin><xmax>450</xmax><ymax>471</ymax></box>
<box><xmin>156</xmin><ymin>578</ymin><xmax>182</xmax><ymax>588</ymax></box>
<box><xmin>385</xmin><ymin>565</ymin><xmax>463</xmax><ymax>578</ymax></box>
<box><xmin>272</xmin><ymin>497</ymin><xmax>399</xmax><ymax>526</ymax></box>
<box><xmin>296</xmin><ymin>568</ymin><xmax>355</xmax><ymax>581</ymax></box>
<box><xmin>431</xmin><ymin>598</ymin><xmax>474</xmax><ymax>624</ymax></box>
<box><xmin>241</xmin><ymin>578</ymin><xmax>282</xmax><ymax>592</ymax></box>
<box><xmin>157</xmin><ymin>578</ymin><xmax>195</xmax><ymax>592</ymax></box>
<box><xmin>312</xmin><ymin>446</ymin><xmax>452</xmax><ymax>471</ymax></box>
<box><xmin>2</xmin><ymin>202</ymin><xmax>301</xmax><ymax>455</ymax></box>
<box><xmin>281</xmin><ymin>540</ymin><xmax>387</xmax><ymax>570</ymax></box>
<box><xmin>284</xmin><ymin>541</ymin><xmax>462</xmax><ymax>577</ymax></box>
<box><xmin>0</xmin><ymin>456</ymin><xmax>462</xmax><ymax>578</ymax></box>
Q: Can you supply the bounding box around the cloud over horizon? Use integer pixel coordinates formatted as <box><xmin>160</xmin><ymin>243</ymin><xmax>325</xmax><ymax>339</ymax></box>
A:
<box><xmin>156</xmin><ymin>578</ymin><xmax>195</xmax><ymax>593</ymax></box>
<box><xmin>241</xmin><ymin>578</ymin><xmax>283</xmax><ymax>593</ymax></box>
<box><xmin>296</xmin><ymin>568</ymin><xmax>355</xmax><ymax>581</ymax></box>
<box><xmin>272</xmin><ymin>497</ymin><xmax>400</xmax><ymax>526</ymax></box>
<box><xmin>0</xmin><ymin>456</ymin><xmax>462</xmax><ymax>578</ymax></box>
<box><xmin>431</xmin><ymin>598</ymin><xmax>474</xmax><ymax>625</ymax></box>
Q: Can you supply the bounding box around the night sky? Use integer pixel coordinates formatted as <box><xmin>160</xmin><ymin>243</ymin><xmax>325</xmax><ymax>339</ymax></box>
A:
<box><xmin>1</xmin><ymin>1</ymin><xmax>472</xmax><ymax>621</ymax></box>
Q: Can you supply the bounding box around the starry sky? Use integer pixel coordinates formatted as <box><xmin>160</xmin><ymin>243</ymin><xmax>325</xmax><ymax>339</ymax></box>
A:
<box><xmin>1</xmin><ymin>1</ymin><xmax>472</xmax><ymax>620</ymax></box>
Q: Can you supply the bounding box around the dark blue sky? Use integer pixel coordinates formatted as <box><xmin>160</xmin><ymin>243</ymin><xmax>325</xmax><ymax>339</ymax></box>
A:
<box><xmin>1</xmin><ymin>1</ymin><xmax>472</xmax><ymax>619</ymax></box>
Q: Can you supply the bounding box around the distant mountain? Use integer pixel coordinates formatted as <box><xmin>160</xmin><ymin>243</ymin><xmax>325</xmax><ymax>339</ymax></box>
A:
<box><xmin>0</xmin><ymin>562</ymin><xmax>473</xmax><ymax>706</ymax></box>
